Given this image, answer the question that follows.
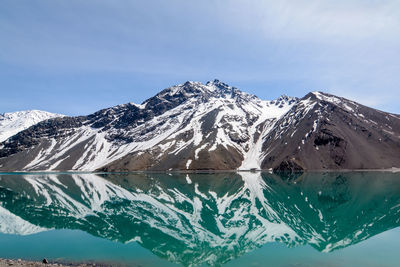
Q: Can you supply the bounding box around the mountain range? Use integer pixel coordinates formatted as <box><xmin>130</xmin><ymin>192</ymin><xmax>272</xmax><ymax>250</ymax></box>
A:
<box><xmin>0</xmin><ymin>80</ymin><xmax>399</xmax><ymax>172</ymax></box>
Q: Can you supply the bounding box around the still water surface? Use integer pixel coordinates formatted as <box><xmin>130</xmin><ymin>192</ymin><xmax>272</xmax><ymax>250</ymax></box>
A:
<box><xmin>0</xmin><ymin>172</ymin><xmax>399</xmax><ymax>266</ymax></box>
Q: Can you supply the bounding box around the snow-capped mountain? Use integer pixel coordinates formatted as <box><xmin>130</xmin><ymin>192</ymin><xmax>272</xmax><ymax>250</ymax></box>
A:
<box><xmin>0</xmin><ymin>110</ymin><xmax>63</xmax><ymax>143</ymax></box>
<box><xmin>0</xmin><ymin>80</ymin><xmax>399</xmax><ymax>171</ymax></box>
<box><xmin>0</xmin><ymin>172</ymin><xmax>398</xmax><ymax>266</ymax></box>
<box><xmin>262</xmin><ymin>91</ymin><xmax>400</xmax><ymax>170</ymax></box>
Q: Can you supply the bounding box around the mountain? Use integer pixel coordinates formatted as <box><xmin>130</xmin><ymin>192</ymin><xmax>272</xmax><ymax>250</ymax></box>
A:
<box><xmin>0</xmin><ymin>172</ymin><xmax>399</xmax><ymax>266</ymax></box>
<box><xmin>0</xmin><ymin>80</ymin><xmax>399</xmax><ymax>171</ymax></box>
<box><xmin>262</xmin><ymin>92</ymin><xmax>400</xmax><ymax>171</ymax></box>
<box><xmin>0</xmin><ymin>110</ymin><xmax>63</xmax><ymax>143</ymax></box>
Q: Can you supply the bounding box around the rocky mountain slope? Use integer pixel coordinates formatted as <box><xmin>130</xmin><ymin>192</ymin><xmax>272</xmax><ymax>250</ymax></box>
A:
<box><xmin>0</xmin><ymin>172</ymin><xmax>398</xmax><ymax>266</ymax></box>
<box><xmin>0</xmin><ymin>110</ymin><xmax>63</xmax><ymax>143</ymax></box>
<box><xmin>262</xmin><ymin>92</ymin><xmax>400</xmax><ymax>170</ymax></box>
<box><xmin>0</xmin><ymin>80</ymin><xmax>399</xmax><ymax>171</ymax></box>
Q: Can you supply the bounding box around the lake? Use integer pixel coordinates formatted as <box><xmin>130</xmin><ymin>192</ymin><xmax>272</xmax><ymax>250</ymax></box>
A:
<box><xmin>0</xmin><ymin>172</ymin><xmax>399</xmax><ymax>266</ymax></box>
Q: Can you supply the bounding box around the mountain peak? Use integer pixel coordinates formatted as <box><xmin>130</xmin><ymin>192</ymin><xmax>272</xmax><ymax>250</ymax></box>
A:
<box><xmin>309</xmin><ymin>91</ymin><xmax>341</xmax><ymax>101</ymax></box>
<box><xmin>306</xmin><ymin>91</ymin><xmax>359</xmax><ymax>109</ymax></box>
<box><xmin>0</xmin><ymin>110</ymin><xmax>63</xmax><ymax>143</ymax></box>
<box><xmin>270</xmin><ymin>94</ymin><xmax>298</xmax><ymax>107</ymax></box>
<box><xmin>205</xmin><ymin>79</ymin><xmax>230</xmax><ymax>88</ymax></box>
<box><xmin>276</xmin><ymin>94</ymin><xmax>298</xmax><ymax>102</ymax></box>
<box><xmin>144</xmin><ymin>80</ymin><xmax>256</xmax><ymax>107</ymax></box>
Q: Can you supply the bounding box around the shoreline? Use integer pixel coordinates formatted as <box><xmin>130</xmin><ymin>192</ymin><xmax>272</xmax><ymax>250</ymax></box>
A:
<box><xmin>0</xmin><ymin>258</ymin><xmax>127</xmax><ymax>267</ymax></box>
<box><xmin>0</xmin><ymin>258</ymin><xmax>90</xmax><ymax>267</ymax></box>
<box><xmin>0</xmin><ymin>167</ymin><xmax>399</xmax><ymax>175</ymax></box>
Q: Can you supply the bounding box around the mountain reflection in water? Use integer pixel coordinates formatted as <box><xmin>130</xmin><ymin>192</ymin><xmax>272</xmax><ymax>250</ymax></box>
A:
<box><xmin>0</xmin><ymin>172</ymin><xmax>399</xmax><ymax>266</ymax></box>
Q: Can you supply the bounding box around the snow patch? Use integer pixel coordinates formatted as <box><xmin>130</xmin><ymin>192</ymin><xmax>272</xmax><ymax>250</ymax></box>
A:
<box><xmin>186</xmin><ymin>159</ymin><xmax>192</xmax><ymax>169</ymax></box>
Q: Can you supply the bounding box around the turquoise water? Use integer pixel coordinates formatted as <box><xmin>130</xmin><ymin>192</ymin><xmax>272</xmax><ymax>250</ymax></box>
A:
<box><xmin>0</xmin><ymin>172</ymin><xmax>399</xmax><ymax>266</ymax></box>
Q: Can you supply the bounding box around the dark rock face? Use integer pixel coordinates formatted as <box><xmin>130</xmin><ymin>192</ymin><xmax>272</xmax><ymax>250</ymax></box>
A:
<box><xmin>0</xmin><ymin>80</ymin><xmax>399</xmax><ymax>171</ymax></box>
<box><xmin>273</xmin><ymin>159</ymin><xmax>304</xmax><ymax>172</ymax></box>
<box><xmin>314</xmin><ymin>130</ymin><xmax>344</xmax><ymax>147</ymax></box>
<box><xmin>0</xmin><ymin>116</ymin><xmax>85</xmax><ymax>158</ymax></box>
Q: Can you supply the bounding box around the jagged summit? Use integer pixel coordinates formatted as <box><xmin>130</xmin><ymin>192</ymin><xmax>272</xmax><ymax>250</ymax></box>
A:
<box><xmin>145</xmin><ymin>79</ymin><xmax>260</xmax><ymax>106</ymax></box>
<box><xmin>141</xmin><ymin>80</ymin><xmax>301</xmax><ymax>117</ymax></box>
<box><xmin>0</xmin><ymin>81</ymin><xmax>399</xmax><ymax>172</ymax></box>
<box><xmin>270</xmin><ymin>94</ymin><xmax>298</xmax><ymax>107</ymax></box>
<box><xmin>205</xmin><ymin>78</ymin><xmax>227</xmax><ymax>86</ymax></box>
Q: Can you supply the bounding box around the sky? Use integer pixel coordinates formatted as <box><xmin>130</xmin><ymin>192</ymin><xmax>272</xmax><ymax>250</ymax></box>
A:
<box><xmin>0</xmin><ymin>0</ymin><xmax>399</xmax><ymax>115</ymax></box>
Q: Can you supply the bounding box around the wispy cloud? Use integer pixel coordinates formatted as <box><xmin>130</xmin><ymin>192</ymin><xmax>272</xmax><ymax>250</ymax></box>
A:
<box><xmin>0</xmin><ymin>0</ymin><xmax>399</xmax><ymax>114</ymax></box>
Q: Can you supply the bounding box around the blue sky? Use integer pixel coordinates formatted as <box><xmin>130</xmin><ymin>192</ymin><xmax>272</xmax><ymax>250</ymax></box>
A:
<box><xmin>1</xmin><ymin>0</ymin><xmax>399</xmax><ymax>115</ymax></box>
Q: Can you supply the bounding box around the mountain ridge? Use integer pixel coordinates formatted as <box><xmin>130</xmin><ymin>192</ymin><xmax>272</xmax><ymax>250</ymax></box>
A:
<box><xmin>0</xmin><ymin>80</ymin><xmax>399</xmax><ymax>172</ymax></box>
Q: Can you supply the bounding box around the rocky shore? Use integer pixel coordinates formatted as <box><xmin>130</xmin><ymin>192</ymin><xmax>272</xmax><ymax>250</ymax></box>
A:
<box><xmin>0</xmin><ymin>259</ymin><xmax>115</xmax><ymax>267</ymax></box>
